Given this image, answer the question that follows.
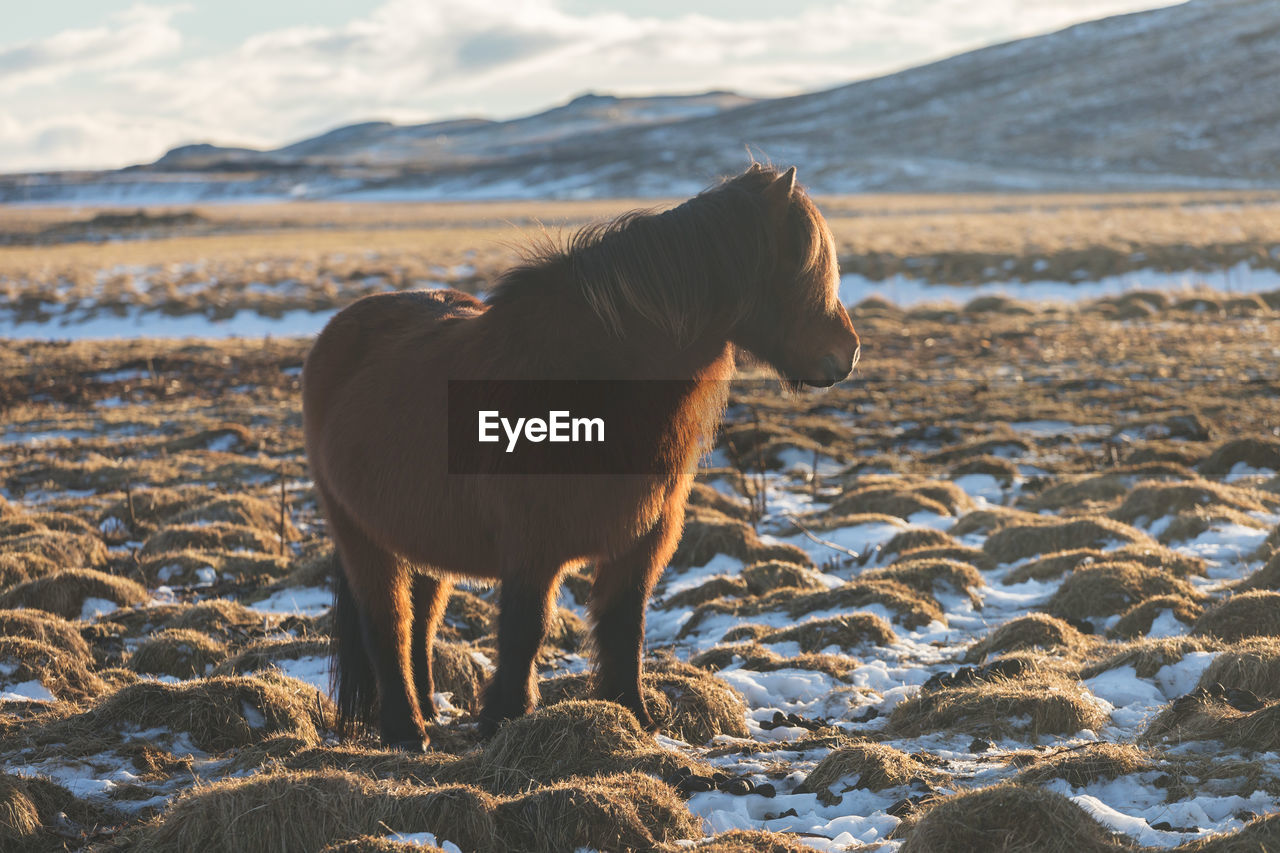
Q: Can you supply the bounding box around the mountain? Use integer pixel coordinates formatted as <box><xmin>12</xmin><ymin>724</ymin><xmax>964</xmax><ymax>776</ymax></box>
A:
<box><xmin>3</xmin><ymin>0</ymin><xmax>1277</xmax><ymax>203</ymax></box>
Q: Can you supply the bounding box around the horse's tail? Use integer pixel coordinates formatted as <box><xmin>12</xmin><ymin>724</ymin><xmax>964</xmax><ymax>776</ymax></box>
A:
<box><xmin>331</xmin><ymin>556</ymin><xmax>378</xmax><ymax>736</ymax></box>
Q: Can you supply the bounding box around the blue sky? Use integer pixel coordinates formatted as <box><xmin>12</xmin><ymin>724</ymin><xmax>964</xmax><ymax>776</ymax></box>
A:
<box><xmin>4</xmin><ymin>1</ymin><xmax>1175</xmax><ymax>171</ymax></box>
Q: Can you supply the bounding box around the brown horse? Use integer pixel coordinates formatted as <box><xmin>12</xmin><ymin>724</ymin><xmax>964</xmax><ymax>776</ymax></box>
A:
<box><xmin>302</xmin><ymin>164</ymin><xmax>860</xmax><ymax>750</ymax></box>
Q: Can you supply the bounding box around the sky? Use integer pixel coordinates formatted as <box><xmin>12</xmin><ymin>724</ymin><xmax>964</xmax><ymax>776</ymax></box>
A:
<box><xmin>4</xmin><ymin>0</ymin><xmax>1177</xmax><ymax>172</ymax></box>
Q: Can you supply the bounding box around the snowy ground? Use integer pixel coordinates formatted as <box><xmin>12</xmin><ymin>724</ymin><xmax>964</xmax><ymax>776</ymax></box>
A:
<box><xmin>2</xmin><ymin>286</ymin><xmax>1279</xmax><ymax>850</ymax></box>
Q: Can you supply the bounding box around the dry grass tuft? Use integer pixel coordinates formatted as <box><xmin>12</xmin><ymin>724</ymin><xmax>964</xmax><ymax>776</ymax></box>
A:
<box><xmin>172</xmin><ymin>493</ymin><xmax>299</xmax><ymax>540</ymax></box>
<box><xmin>785</xmin><ymin>578</ymin><xmax>944</xmax><ymax>629</ymax></box>
<box><xmin>138</xmin><ymin>548</ymin><xmax>292</xmax><ymax>585</ymax></box>
<box><xmin>889</xmin><ymin>673</ymin><xmax>1108</xmax><ymax>738</ymax></box>
<box><xmin>1110</xmin><ymin>479</ymin><xmax>1273</xmax><ymax>525</ymax></box>
<box><xmin>659</xmin><ymin>829</ymin><xmax>818</xmax><ymax>852</ymax></box>
<box><xmin>0</xmin><ymin>635</ymin><xmax>105</xmax><ymax>702</ymax></box>
<box><xmin>690</xmin><ymin>640</ymin><xmax>860</xmax><ymax>680</ymax></box>
<box><xmin>0</xmin><ymin>552</ymin><xmax>61</xmax><ymax>591</ymax></box>
<box><xmin>984</xmin><ymin>516</ymin><xmax>1155</xmax><ymax>565</ymax></box>
<box><xmin>1045</xmin><ymin>562</ymin><xmax>1203</xmax><ymax>622</ymax></box>
<box><xmin>127</xmin><ymin>628</ymin><xmax>228</xmax><ymax>679</ymax></box>
<box><xmin>1080</xmin><ymin>636</ymin><xmax>1224</xmax><ymax>680</ymax></box>
<box><xmin>672</xmin><ymin>506</ymin><xmax>812</xmax><ymax>568</ymax></box>
<box><xmin>1004</xmin><ymin>543</ymin><xmax>1206</xmax><ymax>585</ymax></box>
<box><xmin>880</xmin><ymin>527</ymin><xmax>956</xmax><ymax>559</ymax></box>
<box><xmin>964</xmin><ymin>614</ymin><xmax>1089</xmax><ymax>663</ymax></box>
<box><xmin>799</xmin><ymin>742</ymin><xmax>941</xmax><ymax>805</ymax></box>
<box><xmin>1014</xmin><ymin>742</ymin><xmax>1153</xmax><ymax>786</ymax></box>
<box><xmin>1198</xmin><ymin>638</ymin><xmax>1280</xmax><ymax>699</ymax></box>
<box><xmin>0</xmin><ymin>523</ymin><xmax>108</xmax><ymax>570</ymax></box>
<box><xmin>164</xmin><ymin>597</ymin><xmax>278</xmax><ymax>639</ymax></box>
<box><xmin>1143</xmin><ymin>694</ymin><xmax>1280</xmax><ymax>751</ymax></box>
<box><xmin>1194</xmin><ymin>590</ymin><xmax>1280</xmax><ymax>642</ymax></box>
<box><xmin>758</xmin><ymin>613</ymin><xmax>898</xmax><ymax>651</ymax></box>
<box><xmin>861</xmin><ymin>556</ymin><xmax>984</xmax><ymax>603</ymax></box>
<box><xmin>1237</xmin><ymin>550</ymin><xmax>1280</xmax><ymax>592</ymax></box>
<box><xmin>738</xmin><ymin>560</ymin><xmax>829</xmax><ymax>594</ymax></box>
<box><xmin>1108</xmin><ymin>595</ymin><xmax>1204</xmax><ymax>639</ymax></box>
<box><xmin>140</xmin><ymin>522</ymin><xmax>280</xmax><ymax>557</ymax></box>
<box><xmin>899</xmin><ymin>783</ymin><xmax>1130</xmax><ymax>853</ymax></box>
<box><xmin>0</xmin><ymin>608</ymin><xmax>91</xmax><ymax>660</ymax></box>
<box><xmin>1198</xmin><ymin>437</ymin><xmax>1280</xmax><ymax>476</ymax></box>
<box><xmin>493</xmin><ymin>771</ymin><xmax>699</xmax><ymax>853</ymax></box>
<box><xmin>320</xmin><ymin>838</ymin><xmax>446</xmax><ymax>853</ymax></box>
<box><xmin>0</xmin><ymin>772</ymin><xmax>119</xmax><ymax>852</ymax></box>
<box><xmin>475</xmin><ymin>700</ymin><xmax>691</xmax><ymax>794</ymax></box>
<box><xmin>539</xmin><ymin>664</ymin><xmax>747</xmax><ymax>744</ymax></box>
<box><xmin>0</xmin><ymin>568</ymin><xmax>148</xmax><ymax>620</ymax></box>
<box><xmin>211</xmin><ymin>637</ymin><xmax>327</xmax><ymax>677</ymax></box>
<box><xmin>10</xmin><ymin>674</ymin><xmax>330</xmax><ymax>757</ymax></box>
<box><xmin>428</xmin><ymin>641</ymin><xmax>488</xmax><ymax>715</ymax></box>
<box><xmin>134</xmin><ymin>770</ymin><xmax>498</xmax><ymax>853</ymax></box>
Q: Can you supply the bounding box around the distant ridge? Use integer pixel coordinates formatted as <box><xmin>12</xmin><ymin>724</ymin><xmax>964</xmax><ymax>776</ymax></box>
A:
<box><xmin>4</xmin><ymin>0</ymin><xmax>1278</xmax><ymax>202</ymax></box>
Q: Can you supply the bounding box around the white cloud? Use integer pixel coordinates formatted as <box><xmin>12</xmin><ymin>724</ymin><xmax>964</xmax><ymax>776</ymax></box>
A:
<box><xmin>0</xmin><ymin>4</ymin><xmax>182</xmax><ymax>92</ymax></box>
<box><xmin>0</xmin><ymin>0</ymin><xmax>1174</xmax><ymax>171</ymax></box>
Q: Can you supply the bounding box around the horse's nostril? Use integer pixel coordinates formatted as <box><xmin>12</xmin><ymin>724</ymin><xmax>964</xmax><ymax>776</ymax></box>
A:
<box><xmin>821</xmin><ymin>353</ymin><xmax>851</xmax><ymax>384</ymax></box>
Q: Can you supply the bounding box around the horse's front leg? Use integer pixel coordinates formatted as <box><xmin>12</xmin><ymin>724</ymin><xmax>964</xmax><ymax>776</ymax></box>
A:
<box><xmin>477</xmin><ymin>560</ymin><xmax>558</xmax><ymax>737</ymax></box>
<box><xmin>589</xmin><ymin>509</ymin><xmax>682</xmax><ymax>731</ymax></box>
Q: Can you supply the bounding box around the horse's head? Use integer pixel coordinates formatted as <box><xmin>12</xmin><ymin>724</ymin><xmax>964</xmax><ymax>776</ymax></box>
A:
<box><xmin>731</xmin><ymin>165</ymin><xmax>860</xmax><ymax>389</ymax></box>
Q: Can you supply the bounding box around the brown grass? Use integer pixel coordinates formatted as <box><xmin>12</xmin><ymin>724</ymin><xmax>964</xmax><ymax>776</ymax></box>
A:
<box><xmin>1109</xmin><ymin>595</ymin><xmax>1204</xmax><ymax>639</ymax></box>
<box><xmin>0</xmin><ymin>569</ymin><xmax>149</xmax><ymax>620</ymax></box>
<box><xmin>1015</xmin><ymin>743</ymin><xmax>1153</xmax><ymax>786</ymax></box>
<box><xmin>6</xmin><ymin>674</ymin><xmax>330</xmax><ymax>757</ymax></box>
<box><xmin>126</xmin><ymin>628</ymin><xmax>227</xmax><ymax>680</ymax></box>
<box><xmin>799</xmin><ymin>742</ymin><xmax>942</xmax><ymax>805</ymax></box>
<box><xmin>1004</xmin><ymin>543</ymin><xmax>1207</xmax><ymax>585</ymax></box>
<box><xmin>1045</xmin><ymin>562</ymin><xmax>1203</xmax><ymax>621</ymax></box>
<box><xmin>539</xmin><ymin>664</ymin><xmax>747</xmax><ymax>744</ymax></box>
<box><xmin>964</xmin><ymin>614</ymin><xmax>1089</xmax><ymax>663</ymax></box>
<box><xmin>0</xmin><ymin>772</ymin><xmax>119</xmax><ymax>853</ymax></box>
<box><xmin>140</xmin><ymin>522</ymin><xmax>280</xmax><ymax>557</ymax></box>
<box><xmin>1079</xmin><ymin>636</ymin><xmax>1224</xmax><ymax>680</ymax></box>
<box><xmin>474</xmin><ymin>700</ymin><xmax>694</xmax><ymax>794</ymax></box>
<box><xmin>690</xmin><ymin>641</ymin><xmax>860</xmax><ymax>680</ymax></box>
<box><xmin>889</xmin><ymin>673</ymin><xmax>1109</xmax><ymax>738</ymax></box>
<box><xmin>1110</xmin><ymin>479</ymin><xmax>1274</xmax><ymax>525</ymax></box>
<box><xmin>785</xmin><ymin>578</ymin><xmax>944</xmax><ymax>629</ymax></box>
<box><xmin>0</xmin><ymin>635</ymin><xmax>105</xmax><ymax>702</ymax></box>
<box><xmin>984</xmin><ymin>516</ymin><xmax>1155</xmax><ymax>564</ymax></box>
<box><xmin>133</xmin><ymin>770</ymin><xmax>499</xmax><ymax>853</ymax></box>
<box><xmin>899</xmin><ymin>784</ymin><xmax>1130</xmax><ymax>853</ymax></box>
<box><xmin>1198</xmin><ymin>437</ymin><xmax>1280</xmax><ymax>476</ymax></box>
<box><xmin>493</xmin><ymin>771</ymin><xmax>699</xmax><ymax>853</ymax></box>
<box><xmin>1198</xmin><ymin>638</ymin><xmax>1280</xmax><ymax>699</ymax></box>
<box><xmin>672</xmin><ymin>506</ymin><xmax>812</xmax><ymax>568</ymax></box>
<box><xmin>1193</xmin><ymin>591</ymin><xmax>1280</xmax><ymax>642</ymax></box>
<box><xmin>759</xmin><ymin>613</ymin><xmax>898</xmax><ymax>651</ymax></box>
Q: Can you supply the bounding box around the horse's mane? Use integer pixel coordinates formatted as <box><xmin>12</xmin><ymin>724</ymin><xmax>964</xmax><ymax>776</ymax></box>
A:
<box><xmin>487</xmin><ymin>165</ymin><xmax>830</xmax><ymax>347</ymax></box>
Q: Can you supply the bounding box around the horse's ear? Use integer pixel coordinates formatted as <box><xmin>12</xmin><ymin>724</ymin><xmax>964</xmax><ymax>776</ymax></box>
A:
<box><xmin>763</xmin><ymin>166</ymin><xmax>796</xmax><ymax>218</ymax></box>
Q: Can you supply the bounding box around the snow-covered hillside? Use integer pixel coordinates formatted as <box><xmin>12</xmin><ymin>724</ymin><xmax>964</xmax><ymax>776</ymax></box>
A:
<box><xmin>2</xmin><ymin>0</ymin><xmax>1278</xmax><ymax>203</ymax></box>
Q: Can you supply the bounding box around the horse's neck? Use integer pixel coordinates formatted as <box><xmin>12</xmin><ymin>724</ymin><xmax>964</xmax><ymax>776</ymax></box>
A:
<box><xmin>485</xmin><ymin>272</ymin><xmax>736</xmax><ymax>382</ymax></box>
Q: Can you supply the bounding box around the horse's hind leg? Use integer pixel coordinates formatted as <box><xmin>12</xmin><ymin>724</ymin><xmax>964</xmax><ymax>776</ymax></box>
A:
<box><xmin>326</xmin><ymin>500</ymin><xmax>426</xmax><ymax>750</ymax></box>
<box><xmin>589</xmin><ymin>510</ymin><xmax>681</xmax><ymax>731</ymax></box>
<box><xmin>477</xmin><ymin>563</ymin><xmax>559</xmax><ymax>737</ymax></box>
<box><xmin>409</xmin><ymin>573</ymin><xmax>453</xmax><ymax>722</ymax></box>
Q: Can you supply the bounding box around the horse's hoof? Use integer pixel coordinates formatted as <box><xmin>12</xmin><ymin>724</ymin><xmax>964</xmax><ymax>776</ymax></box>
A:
<box><xmin>387</xmin><ymin>738</ymin><xmax>427</xmax><ymax>753</ymax></box>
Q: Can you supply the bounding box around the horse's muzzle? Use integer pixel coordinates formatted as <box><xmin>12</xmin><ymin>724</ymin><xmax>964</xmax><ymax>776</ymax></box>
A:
<box><xmin>804</xmin><ymin>352</ymin><xmax>855</xmax><ymax>388</ymax></box>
